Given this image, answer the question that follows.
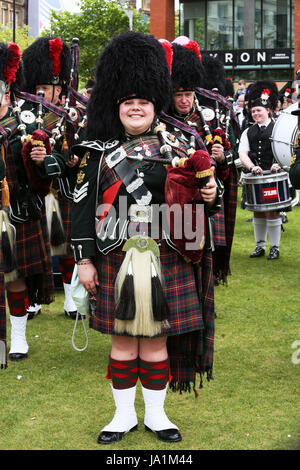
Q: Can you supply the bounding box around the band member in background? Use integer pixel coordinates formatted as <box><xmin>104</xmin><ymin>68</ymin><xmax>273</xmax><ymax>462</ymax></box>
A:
<box><xmin>238</xmin><ymin>80</ymin><xmax>282</xmax><ymax>260</ymax></box>
<box><xmin>0</xmin><ymin>42</ymin><xmax>57</xmax><ymax>361</ymax></box>
<box><xmin>71</xmin><ymin>31</ymin><xmax>220</xmax><ymax>444</ymax></box>
<box><xmin>167</xmin><ymin>37</ymin><xmax>238</xmax><ymax>285</ymax></box>
<box><xmin>22</xmin><ymin>37</ymin><xmax>84</xmax><ymax>320</ymax></box>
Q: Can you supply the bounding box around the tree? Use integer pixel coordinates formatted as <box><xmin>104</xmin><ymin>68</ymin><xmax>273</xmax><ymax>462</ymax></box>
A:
<box><xmin>42</xmin><ymin>0</ymin><xmax>150</xmax><ymax>85</ymax></box>
<box><xmin>0</xmin><ymin>25</ymin><xmax>35</xmax><ymax>52</ymax></box>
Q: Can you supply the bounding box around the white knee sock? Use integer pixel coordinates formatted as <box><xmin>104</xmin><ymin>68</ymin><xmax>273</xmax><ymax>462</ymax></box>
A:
<box><xmin>9</xmin><ymin>314</ymin><xmax>29</xmax><ymax>355</ymax></box>
<box><xmin>101</xmin><ymin>385</ymin><xmax>138</xmax><ymax>433</ymax></box>
<box><xmin>267</xmin><ymin>218</ymin><xmax>282</xmax><ymax>248</ymax></box>
<box><xmin>253</xmin><ymin>217</ymin><xmax>267</xmax><ymax>248</ymax></box>
<box><xmin>141</xmin><ymin>384</ymin><xmax>178</xmax><ymax>431</ymax></box>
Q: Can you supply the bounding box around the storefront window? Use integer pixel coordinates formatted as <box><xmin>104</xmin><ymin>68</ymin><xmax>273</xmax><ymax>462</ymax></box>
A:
<box><xmin>180</xmin><ymin>0</ymin><xmax>293</xmax><ymax>51</ymax></box>
<box><xmin>207</xmin><ymin>0</ymin><xmax>233</xmax><ymax>50</ymax></box>
<box><xmin>180</xmin><ymin>2</ymin><xmax>205</xmax><ymax>49</ymax></box>
<box><xmin>262</xmin><ymin>0</ymin><xmax>292</xmax><ymax>48</ymax></box>
<box><xmin>234</xmin><ymin>0</ymin><xmax>261</xmax><ymax>49</ymax></box>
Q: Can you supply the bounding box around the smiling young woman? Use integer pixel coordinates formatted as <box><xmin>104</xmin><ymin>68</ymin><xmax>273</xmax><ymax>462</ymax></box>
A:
<box><xmin>71</xmin><ymin>31</ymin><xmax>220</xmax><ymax>446</ymax></box>
<box><xmin>119</xmin><ymin>99</ymin><xmax>155</xmax><ymax>136</ymax></box>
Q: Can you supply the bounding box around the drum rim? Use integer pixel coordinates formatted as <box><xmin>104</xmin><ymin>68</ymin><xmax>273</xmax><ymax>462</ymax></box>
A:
<box><xmin>245</xmin><ymin>197</ymin><xmax>292</xmax><ymax>212</ymax></box>
<box><xmin>241</xmin><ymin>170</ymin><xmax>288</xmax><ymax>184</ymax></box>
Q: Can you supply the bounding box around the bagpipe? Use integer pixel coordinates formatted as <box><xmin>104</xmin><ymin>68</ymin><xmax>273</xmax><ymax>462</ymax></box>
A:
<box><xmin>194</xmin><ymin>87</ymin><xmax>240</xmax><ymax>168</ymax></box>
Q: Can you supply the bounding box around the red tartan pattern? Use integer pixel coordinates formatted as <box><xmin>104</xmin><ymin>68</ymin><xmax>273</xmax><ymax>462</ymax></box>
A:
<box><xmin>107</xmin><ymin>356</ymin><xmax>139</xmax><ymax>389</ymax></box>
<box><xmin>210</xmin><ymin>200</ymin><xmax>226</xmax><ymax>246</ymax></box>
<box><xmin>4</xmin><ymin>136</ymin><xmax>54</xmax><ymax>305</ymax></box>
<box><xmin>13</xmin><ymin>212</ymin><xmax>54</xmax><ymax>305</ymax></box>
<box><xmin>90</xmin><ymin>240</ymin><xmax>205</xmax><ymax>337</ymax></box>
<box><xmin>139</xmin><ymin>358</ymin><xmax>169</xmax><ymax>390</ymax></box>
<box><xmin>89</xmin><ymin>241</ymin><xmax>215</xmax><ymax>391</ymax></box>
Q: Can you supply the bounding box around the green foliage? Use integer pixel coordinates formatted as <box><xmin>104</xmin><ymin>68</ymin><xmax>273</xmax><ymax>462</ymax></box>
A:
<box><xmin>41</xmin><ymin>0</ymin><xmax>150</xmax><ymax>84</ymax></box>
<box><xmin>0</xmin><ymin>25</ymin><xmax>35</xmax><ymax>52</ymax></box>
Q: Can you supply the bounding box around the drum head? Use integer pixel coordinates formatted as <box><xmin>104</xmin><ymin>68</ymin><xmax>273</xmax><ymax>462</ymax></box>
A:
<box><xmin>271</xmin><ymin>103</ymin><xmax>298</xmax><ymax>169</ymax></box>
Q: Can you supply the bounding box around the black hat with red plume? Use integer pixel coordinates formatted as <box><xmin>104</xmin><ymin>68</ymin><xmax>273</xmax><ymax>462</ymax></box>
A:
<box><xmin>247</xmin><ymin>80</ymin><xmax>278</xmax><ymax>111</ymax></box>
<box><xmin>170</xmin><ymin>36</ymin><xmax>205</xmax><ymax>91</ymax></box>
<box><xmin>22</xmin><ymin>37</ymin><xmax>71</xmax><ymax>94</ymax></box>
<box><xmin>0</xmin><ymin>41</ymin><xmax>23</xmax><ymax>98</ymax></box>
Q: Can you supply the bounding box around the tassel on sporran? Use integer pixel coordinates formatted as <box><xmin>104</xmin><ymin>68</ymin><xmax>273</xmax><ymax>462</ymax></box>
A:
<box><xmin>45</xmin><ymin>192</ymin><xmax>66</xmax><ymax>255</ymax></box>
<box><xmin>114</xmin><ymin>235</ymin><xmax>170</xmax><ymax>337</ymax></box>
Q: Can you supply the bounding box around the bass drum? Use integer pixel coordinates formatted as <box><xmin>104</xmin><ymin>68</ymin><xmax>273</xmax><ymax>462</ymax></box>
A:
<box><xmin>270</xmin><ymin>102</ymin><xmax>299</xmax><ymax>170</ymax></box>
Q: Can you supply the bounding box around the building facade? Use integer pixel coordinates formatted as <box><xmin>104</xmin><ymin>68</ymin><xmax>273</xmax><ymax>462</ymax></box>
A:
<box><xmin>150</xmin><ymin>0</ymin><xmax>298</xmax><ymax>83</ymax></box>
<box><xmin>0</xmin><ymin>0</ymin><xmax>26</xmax><ymax>28</ymax></box>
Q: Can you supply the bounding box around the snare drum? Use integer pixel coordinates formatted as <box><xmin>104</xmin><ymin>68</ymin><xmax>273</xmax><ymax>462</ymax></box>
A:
<box><xmin>241</xmin><ymin>170</ymin><xmax>292</xmax><ymax>212</ymax></box>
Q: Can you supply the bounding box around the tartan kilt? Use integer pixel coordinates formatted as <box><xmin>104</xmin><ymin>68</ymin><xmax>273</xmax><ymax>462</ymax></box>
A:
<box><xmin>13</xmin><ymin>209</ymin><xmax>54</xmax><ymax>305</ymax></box>
<box><xmin>90</xmin><ymin>241</ymin><xmax>215</xmax><ymax>390</ymax></box>
<box><xmin>210</xmin><ymin>200</ymin><xmax>226</xmax><ymax>246</ymax></box>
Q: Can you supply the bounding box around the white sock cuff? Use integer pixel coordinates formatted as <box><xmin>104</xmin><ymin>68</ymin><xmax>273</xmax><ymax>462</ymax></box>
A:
<box><xmin>266</xmin><ymin>218</ymin><xmax>282</xmax><ymax>227</ymax></box>
<box><xmin>253</xmin><ymin>217</ymin><xmax>267</xmax><ymax>226</ymax></box>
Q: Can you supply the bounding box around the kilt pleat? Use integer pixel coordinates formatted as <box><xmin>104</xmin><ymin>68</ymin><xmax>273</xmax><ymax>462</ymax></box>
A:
<box><xmin>14</xmin><ymin>210</ymin><xmax>54</xmax><ymax>305</ymax></box>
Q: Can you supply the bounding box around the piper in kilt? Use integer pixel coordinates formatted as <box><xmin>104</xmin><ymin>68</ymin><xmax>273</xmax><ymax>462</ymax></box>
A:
<box><xmin>71</xmin><ymin>32</ymin><xmax>221</xmax><ymax>444</ymax></box>
<box><xmin>168</xmin><ymin>37</ymin><xmax>239</xmax><ymax>285</ymax></box>
<box><xmin>0</xmin><ymin>42</ymin><xmax>59</xmax><ymax>361</ymax></box>
<box><xmin>22</xmin><ymin>37</ymin><xmax>85</xmax><ymax>319</ymax></box>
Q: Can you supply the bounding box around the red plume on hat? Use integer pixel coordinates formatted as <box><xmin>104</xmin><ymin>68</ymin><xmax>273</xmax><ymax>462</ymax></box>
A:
<box><xmin>4</xmin><ymin>42</ymin><xmax>21</xmax><ymax>85</ymax></box>
<box><xmin>172</xmin><ymin>36</ymin><xmax>201</xmax><ymax>60</ymax></box>
<box><xmin>49</xmin><ymin>37</ymin><xmax>63</xmax><ymax>76</ymax></box>
<box><xmin>159</xmin><ymin>39</ymin><xmax>173</xmax><ymax>74</ymax></box>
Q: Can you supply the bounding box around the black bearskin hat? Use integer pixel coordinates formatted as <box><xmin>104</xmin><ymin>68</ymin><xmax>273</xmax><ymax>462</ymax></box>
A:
<box><xmin>170</xmin><ymin>38</ymin><xmax>205</xmax><ymax>91</ymax></box>
<box><xmin>278</xmin><ymin>80</ymin><xmax>293</xmax><ymax>103</ymax></box>
<box><xmin>0</xmin><ymin>42</ymin><xmax>23</xmax><ymax>97</ymax></box>
<box><xmin>201</xmin><ymin>55</ymin><xmax>226</xmax><ymax>96</ymax></box>
<box><xmin>247</xmin><ymin>80</ymin><xmax>278</xmax><ymax>111</ymax></box>
<box><xmin>22</xmin><ymin>37</ymin><xmax>71</xmax><ymax>94</ymax></box>
<box><xmin>225</xmin><ymin>77</ymin><xmax>234</xmax><ymax>98</ymax></box>
<box><xmin>86</xmin><ymin>31</ymin><xmax>173</xmax><ymax>141</ymax></box>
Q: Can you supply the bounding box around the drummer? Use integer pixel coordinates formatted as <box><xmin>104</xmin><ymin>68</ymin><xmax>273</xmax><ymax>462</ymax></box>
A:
<box><xmin>238</xmin><ymin>80</ymin><xmax>282</xmax><ymax>260</ymax></box>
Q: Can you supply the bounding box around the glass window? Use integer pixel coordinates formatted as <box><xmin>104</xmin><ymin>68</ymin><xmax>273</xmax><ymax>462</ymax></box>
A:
<box><xmin>207</xmin><ymin>0</ymin><xmax>233</xmax><ymax>50</ymax></box>
<box><xmin>181</xmin><ymin>1</ymin><xmax>205</xmax><ymax>49</ymax></box>
<box><xmin>262</xmin><ymin>0</ymin><xmax>292</xmax><ymax>48</ymax></box>
<box><xmin>179</xmin><ymin>0</ymin><xmax>294</xmax><ymax>53</ymax></box>
<box><xmin>234</xmin><ymin>0</ymin><xmax>261</xmax><ymax>49</ymax></box>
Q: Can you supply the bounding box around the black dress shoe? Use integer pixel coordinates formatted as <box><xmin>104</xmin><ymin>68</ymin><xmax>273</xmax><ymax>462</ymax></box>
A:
<box><xmin>9</xmin><ymin>352</ymin><xmax>28</xmax><ymax>361</ymax></box>
<box><xmin>267</xmin><ymin>246</ymin><xmax>279</xmax><ymax>260</ymax></box>
<box><xmin>145</xmin><ymin>425</ymin><xmax>182</xmax><ymax>442</ymax></box>
<box><xmin>250</xmin><ymin>246</ymin><xmax>265</xmax><ymax>258</ymax></box>
<box><xmin>97</xmin><ymin>425</ymin><xmax>137</xmax><ymax>444</ymax></box>
<box><xmin>65</xmin><ymin>310</ymin><xmax>84</xmax><ymax>320</ymax></box>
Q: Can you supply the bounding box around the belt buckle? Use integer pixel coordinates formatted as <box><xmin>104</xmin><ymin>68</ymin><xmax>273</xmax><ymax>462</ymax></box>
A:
<box><xmin>128</xmin><ymin>204</ymin><xmax>152</xmax><ymax>223</ymax></box>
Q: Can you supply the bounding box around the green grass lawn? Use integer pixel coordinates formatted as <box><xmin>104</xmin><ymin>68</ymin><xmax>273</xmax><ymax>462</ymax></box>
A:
<box><xmin>1</xmin><ymin>190</ymin><xmax>300</xmax><ymax>450</ymax></box>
